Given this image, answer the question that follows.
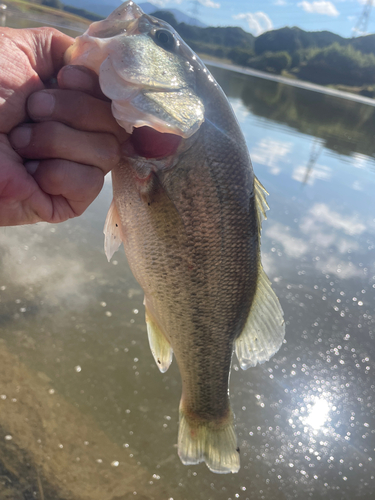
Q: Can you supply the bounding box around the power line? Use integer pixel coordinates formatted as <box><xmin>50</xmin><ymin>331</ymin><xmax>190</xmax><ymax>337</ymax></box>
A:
<box><xmin>352</xmin><ymin>0</ymin><xmax>373</xmax><ymax>36</ymax></box>
<box><xmin>189</xmin><ymin>0</ymin><xmax>200</xmax><ymax>21</ymax></box>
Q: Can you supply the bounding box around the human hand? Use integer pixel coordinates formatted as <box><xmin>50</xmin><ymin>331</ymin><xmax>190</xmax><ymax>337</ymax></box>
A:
<box><xmin>0</xmin><ymin>27</ymin><xmax>127</xmax><ymax>226</ymax></box>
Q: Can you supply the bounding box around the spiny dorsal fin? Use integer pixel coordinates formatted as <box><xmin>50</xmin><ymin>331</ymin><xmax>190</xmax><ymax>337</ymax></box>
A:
<box><xmin>235</xmin><ymin>264</ymin><xmax>285</xmax><ymax>370</ymax></box>
<box><xmin>254</xmin><ymin>176</ymin><xmax>269</xmax><ymax>234</ymax></box>
<box><xmin>103</xmin><ymin>199</ymin><xmax>123</xmax><ymax>262</ymax></box>
<box><xmin>145</xmin><ymin>306</ymin><xmax>173</xmax><ymax>373</ymax></box>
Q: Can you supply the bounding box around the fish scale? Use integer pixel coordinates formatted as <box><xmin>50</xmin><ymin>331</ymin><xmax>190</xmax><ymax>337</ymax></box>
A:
<box><xmin>66</xmin><ymin>0</ymin><xmax>285</xmax><ymax>474</ymax></box>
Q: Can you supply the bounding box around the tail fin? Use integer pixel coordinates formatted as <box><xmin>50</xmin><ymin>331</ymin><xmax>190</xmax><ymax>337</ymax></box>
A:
<box><xmin>178</xmin><ymin>407</ymin><xmax>240</xmax><ymax>474</ymax></box>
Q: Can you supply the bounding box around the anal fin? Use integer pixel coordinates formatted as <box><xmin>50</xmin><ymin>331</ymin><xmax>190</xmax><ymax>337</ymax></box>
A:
<box><xmin>104</xmin><ymin>199</ymin><xmax>123</xmax><ymax>262</ymax></box>
<box><xmin>145</xmin><ymin>307</ymin><xmax>173</xmax><ymax>373</ymax></box>
<box><xmin>235</xmin><ymin>265</ymin><xmax>285</xmax><ymax>370</ymax></box>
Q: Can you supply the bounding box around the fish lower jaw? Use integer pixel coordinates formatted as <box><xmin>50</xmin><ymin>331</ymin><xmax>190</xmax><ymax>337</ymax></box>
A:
<box><xmin>111</xmin><ymin>100</ymin><xmax>187</xmax><ymax>137</ymax></box>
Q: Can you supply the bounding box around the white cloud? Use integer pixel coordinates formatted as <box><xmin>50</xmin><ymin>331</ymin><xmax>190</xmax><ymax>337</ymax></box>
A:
<box><xmin>199</xmin><ymin>0</ymin><xmax>221</xmax><ymax>8</ymax></box>
<box><xmin>315</xmin><ymin>256</ymin><xmax>363</xmax><ymax>279</ymax></box>
<box><xmin>302</xmin><ymin>203</ymin><xmax>366</xmax><ymax>236</ymax></box>
<box><xmin>298</xmin><ymin>1</ymin><xmax>339</xmax><ymax>17</ymax></box>
<box><xmin>251</xmin><ymin>138</ymin><xmax>292</xmax><ymax>175</ymax></box>
<box><xmin>233</xmin><ymin>12</ymin><xmax>273</xmax><ymax>36</ymax></box>
<box><xmin>292</xmin><ymin>164</ymin><xmax>331</xmax><ymax>185</ymax></box>
<box><xmin>0</xmin><ymin>225</ymin><xmax>97</xmax><ymax>307</ymax></box>
<box><xmin>149</xmin><ymin>0</ymin><xmax>220</xmax><ymax>9</ymax></box>
<box><xmin>150</xmin><ymin>0</ymin><xmax>184</xmax><ymax>7</ymax></box>
<box><xmin>266</xmin><ymin>223</ymin><xmax>309</xmax><ymax>258</ymax></box>
<box><xmin>351</xmin><ymin>153</ymin><xmax>371</xmax><ymax>170</ymax></box>
<box><xmin>352</xmin><ymin>180</ymin><xmax>363</xmax><ymax>191</ymax></box>
<box><xmin>261</xmin><ymin>252</ymin><xmax>277</xmax><ymax>277</ymax></box>
<box><xmin>336</xmin><ymin>238</ymin><xmax>359</xmax><ymax>254</ymax></box>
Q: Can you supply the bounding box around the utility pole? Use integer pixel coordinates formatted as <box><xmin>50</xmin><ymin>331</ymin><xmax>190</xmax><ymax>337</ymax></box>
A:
<box><xmin>353</xmin><ymin>0</ymin><xmax>373</xmax><ymax>36</ymax></box>
<box><xmin>189</xmin><ymin>0</ymin><xmax>200</xmax><ymax>24</ymax></box>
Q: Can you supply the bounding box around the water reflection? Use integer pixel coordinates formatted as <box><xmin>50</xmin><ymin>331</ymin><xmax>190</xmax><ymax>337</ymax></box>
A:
<box><xmin>303</xmin><ymin>398</ymin><xmax>331</xmax><ymax>430</ymax></box>
<box><xmin>1</xmin><ymin>21</ymin><xmax>375</xmax><ymax>500</ymax></box>
<box><xmin>209</xmin><ymin>65</ymin><xmax>375</xmax><ymax>161</ymax></box>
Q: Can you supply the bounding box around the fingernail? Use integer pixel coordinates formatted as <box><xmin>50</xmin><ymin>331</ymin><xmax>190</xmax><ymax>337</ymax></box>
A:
<box><xmin>59</xmin><ymin>65</ymin><xmax>94</xmax><ymax>91</ymax></box>
<box><xmin>25</xmin><ymin>161</ymin><xmax>40</xmax><ymax>175</ymax></box>
<box><xmin>10</xmin><ymin>126</ymin><xmax>32</xmax><ymax>149</ymax></box>
<box><xmin>28</xmin><ymin>91</ymin><xmax>55</xmax><ymax>118</ymax></box>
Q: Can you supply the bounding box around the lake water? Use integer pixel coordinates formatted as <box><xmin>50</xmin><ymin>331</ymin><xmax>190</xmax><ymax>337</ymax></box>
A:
<box><xmin>1</xmin><ymin>11</ymin><xmax>375</xmax><ymax>500</ymax></box>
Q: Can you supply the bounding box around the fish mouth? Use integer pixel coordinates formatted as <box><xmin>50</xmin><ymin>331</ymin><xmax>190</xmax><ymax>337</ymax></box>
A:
<box><xmin>65</xmin><ymin>0</ymin><xmax>205</xmax><ymax>156</ymax></box>
<box><xmin>129</xmin><ymin>126</ymin><xmax>182</xmax><ymax>159</ymax></box>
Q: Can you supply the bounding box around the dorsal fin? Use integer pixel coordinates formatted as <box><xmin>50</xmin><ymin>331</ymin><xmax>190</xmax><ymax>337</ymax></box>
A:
<box><xmin>235</xmin><ymin>264</ymin><xmax>285</xmax><ymax>369</ymax></box>
<box><xmin>254</xmin><ymin>176</ymin><xmax>269</xmax><ymax>233</ymax></box>
<box><xmin>234</xmin><ymin>177</ymin><xmax>284</xmax><ymax>369</ymax></box>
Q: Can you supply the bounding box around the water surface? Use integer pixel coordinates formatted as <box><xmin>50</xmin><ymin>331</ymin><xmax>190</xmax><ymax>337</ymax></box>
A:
<box><xmin>0</xmin><ymin>13</ymin><xmax>375</xmax><ymax>500</ymax></box>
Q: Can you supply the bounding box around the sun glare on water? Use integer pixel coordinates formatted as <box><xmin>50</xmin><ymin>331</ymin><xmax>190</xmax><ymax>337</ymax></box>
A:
<box><xmin>304</xmin><ymin>398</ymin><xmax>331</xmax><ymax>430</ymax></box>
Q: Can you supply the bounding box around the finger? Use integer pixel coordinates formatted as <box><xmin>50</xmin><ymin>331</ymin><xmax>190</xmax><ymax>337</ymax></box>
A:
<box><xmin>58</xmin><ymin>65</ymin><xmax>106</xmax><ymax>100</ymax></box>
<box><xmin>27</xmin><ymin>89</ymin><xmax>128</xmax><ymax>143</ymax></box>
<box><xmin>29</xmin><ymin>159</ymin><xmax>104</xmax><ymax>219</ymax></box>
<box><xmin>8</xmin><ymin>27</ymin><xmax>73</xmax><ymax>81</ymax></box>
<box><xmin>0</xmin><ymin>28</ymin><xmax>73</xmax><ymax>133</ymax></box>
<box><xmin>32</xmin><ymin>28</ymin><xmax>74</xmax><ymax>79</ymax></box>
<box><xmin>9</xmin><ymin>122</ymin><xmax>120</xmax><ymax>175</ymax></box>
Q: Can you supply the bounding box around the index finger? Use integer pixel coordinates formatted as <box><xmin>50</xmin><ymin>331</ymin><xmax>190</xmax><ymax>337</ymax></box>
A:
<box><xmin>27</xmin><ymin>89</ymin><xmax>129</xmax><ymax>143</ymax></box>
<box><xmin>58</xmin><ymin>65</ymin><xmax>107</xmax><ymax>100</ymax></box>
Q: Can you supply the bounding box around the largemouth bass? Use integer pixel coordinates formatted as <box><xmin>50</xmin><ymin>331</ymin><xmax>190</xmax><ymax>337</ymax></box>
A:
<box><xmin>66</xmin><ymin>1</ymin><xmax>285</xmax><ymax>474</ymax></box>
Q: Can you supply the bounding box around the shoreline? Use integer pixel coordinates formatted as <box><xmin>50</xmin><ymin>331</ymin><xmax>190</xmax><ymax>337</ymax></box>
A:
<box><xmin>203</xmin><ymin>59</ymin><xmax>375</xmax><ymax>107</ymax></box>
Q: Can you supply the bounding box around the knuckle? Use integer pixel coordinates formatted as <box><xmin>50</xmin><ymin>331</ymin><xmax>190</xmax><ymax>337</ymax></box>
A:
<box><xmin>96</xmin><ymin>134</ymin><xmax>121</xmax><ymax>167</ymax></box>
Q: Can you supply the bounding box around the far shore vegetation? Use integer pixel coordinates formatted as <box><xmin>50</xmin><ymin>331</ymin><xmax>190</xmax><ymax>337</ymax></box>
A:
<box><xmin>5</xmin><ymin>0</ymin><xmax>375</xmax><ymax>98</ymax></box>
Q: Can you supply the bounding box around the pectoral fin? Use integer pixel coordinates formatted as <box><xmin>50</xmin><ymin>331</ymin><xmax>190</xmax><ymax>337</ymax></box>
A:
<box><xmin>145</xmin><ymin>307</ymin><xmax>173</xmax><ymax>373</ymax></box>
<box><xmin>103</xmin><ymin>199</ymin><xmax>123</xmax><ymax>262</ymax></box>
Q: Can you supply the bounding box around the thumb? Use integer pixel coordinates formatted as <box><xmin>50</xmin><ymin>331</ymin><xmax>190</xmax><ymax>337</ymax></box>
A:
<box><xmin>0</xmin><ymin>27</ymin><xmax>74</xmax><ymax>133</ymax></box>
<box><xmin>12</xmin><ymin>27</ymin><xmax>74</xmax><ymax>81</ymax></box>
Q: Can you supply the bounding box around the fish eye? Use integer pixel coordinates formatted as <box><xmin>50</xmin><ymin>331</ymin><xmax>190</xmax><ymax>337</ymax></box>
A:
<box><xmin>154</xmin><ymin>29</ymin><xmax>175</xmax><ymax>51</ymax></box>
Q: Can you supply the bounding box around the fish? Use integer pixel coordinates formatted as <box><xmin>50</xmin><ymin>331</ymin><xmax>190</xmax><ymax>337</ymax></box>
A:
<box><xmin>65</xmin><ymin>1</ymin><xmax>285</xmax><ymax>474</ymax></box>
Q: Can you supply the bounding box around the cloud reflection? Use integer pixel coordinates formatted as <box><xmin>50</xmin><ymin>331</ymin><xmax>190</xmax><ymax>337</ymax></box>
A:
<box><xmin>251</xmin><ymin>138</ymin><xmax>292</xmax><ymax>175</ymax></box>
<box><xmin>292</xmin><ymin>164</ymin><xmax>331</xmax><ymax>185</ymax></box>
<box><xmin>0</xmin><ymin>224</ymin><xmax>97</xmax><ymax>308</ymax></box>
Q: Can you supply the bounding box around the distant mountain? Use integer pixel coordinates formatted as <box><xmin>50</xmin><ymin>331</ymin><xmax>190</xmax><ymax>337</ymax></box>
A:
<box><xmin>139</xmin><ymin>2</ymin><xmax>206</xmax><ymax>27</ymax></box>
<box><xmin>350</xmin><ymin>33</ymin><xmax>375</xmax><ymax>54</ymax></box>
<box><xmin>178</xmin><ymin>24</ymin><xmax>254</xmax><ymax>49</ymax></box>
<box><xmin>255</xmin><ymin>27</ymin><xmax>346</xmax><ymax>55</ymax></box>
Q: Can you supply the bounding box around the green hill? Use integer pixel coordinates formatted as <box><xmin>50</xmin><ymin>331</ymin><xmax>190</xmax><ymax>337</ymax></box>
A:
<box><xmin>151</xmin><ymin>10</ymin><xmax>375</xmax><ymax>96</ymax></box>
<box><xmin>255</xmin><ymin>26</ymin><xmax>345</xmax><ymax>54</ymax></box>
<box><xmin>6</xmin><ymin>1</ymin><xmax>375</xmax><ymax>96</ymax></box>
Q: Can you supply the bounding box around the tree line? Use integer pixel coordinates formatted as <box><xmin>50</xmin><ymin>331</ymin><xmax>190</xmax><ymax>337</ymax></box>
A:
<box><xmin>35</xmin><ymin>2</ymin><xmax>375</xmax><ymax>94</ymax></box>
<box><xmin>152</xmin><ymin>10</ymin><xmax>375</xmax><ymax>94</ymax></box>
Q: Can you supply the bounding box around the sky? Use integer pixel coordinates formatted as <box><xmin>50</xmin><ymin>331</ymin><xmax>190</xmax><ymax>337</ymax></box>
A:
<box><xmin>141</xmin><ymin>0</ymin><xmax>374</xmax><ymax>38</ymax></box>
